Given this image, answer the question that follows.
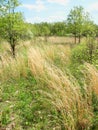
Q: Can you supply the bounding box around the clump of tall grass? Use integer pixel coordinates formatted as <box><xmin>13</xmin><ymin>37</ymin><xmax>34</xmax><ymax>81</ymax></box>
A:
<box><xmin>28</xmin><ymin>47</ymin><xmax>45</xmax><ymax>77</ymax></box>
<box><xmin>0</xmin><ymin>54</ymin><xmax>28</xmax><ymax>81</ymax></box>
<box><xmin>0</xmin><ymin>42</ymin><xmax>10</xmax><ymax>53</ymax></box>
<box><xmin>42</xmin><ymin>44</ymin><xmax>71</xmax><ymax>65</ymax></box>
<box><xmin>28</xmin><ymin>47</ymin><xmax>93</xmax><ymax>129</ymax></box>
<box><xmin>84</xmin><ymin>63</ymin><xmax>98</xmax><ymax>95</ymax></box>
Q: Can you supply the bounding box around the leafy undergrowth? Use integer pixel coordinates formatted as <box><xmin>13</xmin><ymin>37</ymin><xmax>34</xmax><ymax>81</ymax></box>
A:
<box><xmin>0</xmin><ymin>77</ymin><xmax>65</xmax><ymax>130</ymax></box>
<box><xmin>0</xmin><ymin>42</ymin><xmax>98</xmax><ymax>130</ymax></box>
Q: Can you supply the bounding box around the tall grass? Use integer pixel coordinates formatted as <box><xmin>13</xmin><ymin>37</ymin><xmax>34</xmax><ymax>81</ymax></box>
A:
<box><xmin>0</xmin><ymin>41</ymin><xmax>97</xmax><ymax>129</ymax></box>
<box><xmin>28</xmin><ymin>46</ymin><xmax>93</xmax><ymax>129</ymax></box>
<box><xmin>84</xmin><ymin>63</ymin><xmax>98</xmax><ymax>95</ymax></box>
<box><xmin>0</xmin><ymin>54</ymin><xmax>28</xmax><ymax>81</ymax></box>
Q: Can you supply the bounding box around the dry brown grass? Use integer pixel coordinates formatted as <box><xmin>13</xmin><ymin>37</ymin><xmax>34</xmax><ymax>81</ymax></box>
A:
<box><xmin>0</xmin><ymin>54</ymin><xmax>28</xmax><ymax>81</ymax></box>
<box><xmin>37</xmin><ymin>36</ymin><xmax>86</xmax><ymax>45</ymax></box>
<box><xmin>28</xmin><ymin>46</ymin><xmax>93</xmax><ymax>129</ymax></box>
<box><xmin>48</xmin><ymin>36</ymin><xmax>75</xmax><ymax>44</ymax></box>
<box><xmin>42</xmin><ymin>44</ymin><xmax>71</xmax><ymax>64</ymax></box>
<box><xmin>85</xmin><ymin>63</ymin><xmax>98</xmax><ymax>95</ymax></box>
<box><xmin>28</xmin><ymin>47</ymin><xmax>45</xmax><ymax>77</ymax></box>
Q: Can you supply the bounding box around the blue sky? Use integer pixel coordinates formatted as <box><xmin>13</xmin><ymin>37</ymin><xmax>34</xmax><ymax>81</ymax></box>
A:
<box><xmin>18</xmin><ymin>0</ymin><xmax>98</xmax><ymax>24</ymax></box>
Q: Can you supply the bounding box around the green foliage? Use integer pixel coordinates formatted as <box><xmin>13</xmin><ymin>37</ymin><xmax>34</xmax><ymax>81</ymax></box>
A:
<box><xmin>50</xmin><ymin>22</ymin><xmax>67</xmax><ymax>36</ymax></box>
<box><xmin>30</xmin><ymin>22</ymin><xmax>51</xmax><ymax>37</ymax></box>
<box><xmin>70</xmin><ymin>39</ymin><xmax>98</xmax><ymax>65</ymax></box>
<box><xmin>83</xmin><ymin>21</ymin><xmax>97</xmax><ymax>37</ymax></box>
<box><xmin>40</xmin><ymin>22</ymin><xmax>50</xmax><ymax>36</ymax></box>
<box><xmin>69</xmin><ymin>39</ymin><xmax>98</xmax><ymax>86</ymax></box>
<box><xmin>0</xmin><ymin>12</ymin><xmax>24</xmax><ymax>41</ymax></box>
<box><xmin>71</xmin><ymin>43</ymin><xmax>90</xmax><ymax>65</ymax></box>
<box><xmin>29</xmin><ymin>22</ymin><xmax>67</xmax><ymax>37</ymax></box>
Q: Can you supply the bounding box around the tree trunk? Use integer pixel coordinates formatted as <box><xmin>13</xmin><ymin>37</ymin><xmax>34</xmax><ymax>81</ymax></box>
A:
<box><xmin>11</xmin><ymin>44</ymin><xmax>15</xmax><ymax>57</ymax></box>
<box><xmin>75</xmin><ymin>34</ymin><xmax>77</xmax><ymax>44</ymax></box>
<box><xmin>78</xmin><ymin>35</ymin><xmax>81</xmax><ymax>43</ymax></box>
<box><xmin>10</xmin><ymin>36</ymin><xmax>16</xmax><ymax>57</ymax></box>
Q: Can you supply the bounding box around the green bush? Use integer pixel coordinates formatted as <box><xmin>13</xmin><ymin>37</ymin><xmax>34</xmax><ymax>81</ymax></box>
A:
<box><xmin>70</xmin><ymin>41</ymin><xmax>98</xmax><ymax>76</ymax></box>
<box><xmin>71</xmin><ymin>43</ymin><xmax>89</xmax><ymax>64</ymax></box>
<box><xmin>69</xmin><ymin>43</ymin><xmax>89</xmax><ymax>85</ymax></box>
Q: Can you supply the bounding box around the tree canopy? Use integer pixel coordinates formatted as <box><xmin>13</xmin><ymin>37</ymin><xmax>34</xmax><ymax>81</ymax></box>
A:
<box><xmin>67</xmin><ymin>6</ymin><xmax>96</xmax><ymax>43</ymax></box>
<box><xmin>0</xmin><ymin>0</ymin><xmax>27</xmax><ymax>56</ymax></box>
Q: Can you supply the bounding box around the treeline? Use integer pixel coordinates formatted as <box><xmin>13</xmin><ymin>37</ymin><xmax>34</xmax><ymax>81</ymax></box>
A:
<box><xmin>28</xmin><ymin>21</ymin><xmax>98</xmax><ymax>38</ymax></box>
<box><xmin>29</xmin><ymin>22</ymin><xmax>67</xmax><ymax>37</ymax></box>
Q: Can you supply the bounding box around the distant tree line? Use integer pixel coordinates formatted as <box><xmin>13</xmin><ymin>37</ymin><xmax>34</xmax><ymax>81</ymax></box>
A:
<box><xmin>30</xmin><ymin>22</ymin><xmax>67</xmax><ymax>37</ymax></box>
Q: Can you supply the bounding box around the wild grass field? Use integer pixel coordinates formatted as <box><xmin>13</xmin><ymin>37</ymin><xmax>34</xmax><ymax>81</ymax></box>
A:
<box><xmin>0</xmin><ymin>38</ymin><xmax>98</xmax><ymax>130</ymax></box>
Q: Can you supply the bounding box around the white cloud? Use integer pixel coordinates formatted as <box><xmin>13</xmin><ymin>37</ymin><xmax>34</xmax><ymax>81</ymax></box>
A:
<box><xmin>47</xmin><ymin>0</ymin><xmax>69</xmax><ymax>6</ymax></box>
<box><xmin>87</xmin><ymin>2</ymin><xmax>98</xmax><ymax>12</ymax></box>
<box><xmin>21</xmin><ymin>0</ymin><xmax>46</xmax><ymax>12</ymax></box>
